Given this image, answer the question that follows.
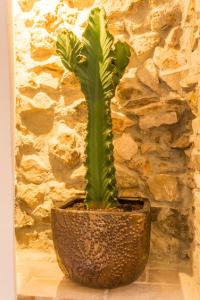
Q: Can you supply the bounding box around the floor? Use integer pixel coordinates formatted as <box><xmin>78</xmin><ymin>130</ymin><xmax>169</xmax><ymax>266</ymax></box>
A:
<box><xmin>16</xmin><ymin>249</ymin><xmax>200</xmax><ymax>300</ymax></box>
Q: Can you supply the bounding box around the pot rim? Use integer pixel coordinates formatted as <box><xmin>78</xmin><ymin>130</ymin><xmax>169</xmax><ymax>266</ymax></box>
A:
<box><xmin>51</xmin><ymin>197</ymin><xmax>151</xmax><ymax>215</ymax></box>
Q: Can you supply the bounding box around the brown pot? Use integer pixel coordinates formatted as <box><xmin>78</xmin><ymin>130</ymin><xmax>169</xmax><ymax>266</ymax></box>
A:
<box><xmin>51</xmin><ymin>198</ymin><xmax>151</xmax><ymax>288</ymax></box>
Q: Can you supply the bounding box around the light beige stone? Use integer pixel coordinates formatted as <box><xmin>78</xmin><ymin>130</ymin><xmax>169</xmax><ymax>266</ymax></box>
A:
<box><xmin>58</xmin><ymin>98</ymin><xmax>87</xmax><ymax>126</ymax></box>
<box><xmin>149</xmin><ymin>0</ymin><xmax>169</xmax><ymax>7</ymax></box>
<box><xmin>19</xmin><ymin>92</ymin><xmax>55</xmax><ymax>113</ymax></box>
<box><xmin>151</xmin><ymin>225</ymin><xmax>181</xmax><ymax>260</ymax></box>
<box><xmin>18</xmin><ymin>0</ymin><xmax>36</xmax><ymax>12</ymax></box>
<box><xmin>116</xmin><ymin>164</ymin><xmax>140</xmax><ymax>189</ymax></box>
<box><xmin>194</xmin><ymin>173</ymin><xmax>200</xmax><ymax>189</ymax></box>
<box><xmin>17</xmin><ymin>183</ymin><xmax>46</xmax><ymax>209</ymax></box>
<box><xmin>150</xmin><ymin>1</ymin><xmax>182</xmax><ymax>32</ymax></box>
<box><xmin>36</xmin><ymin>72</ymin><xmax>60</xmax><ymax>90</ymax></box>
<box><xmin>147</xmin><ymin>174</ymin><xmax>178</xmax><ymax>201</ymax></box>
<box><xmin>171</xmin><ymin>133</ymin><xmax>191</xmax><ymax>149</ymax></box>
<box><xmin>166</xmin><ymin>26</ymin><xmax>182</xmax><ymax>48</ymax></box>
<box><xmin>49</xmin><ymin>125</ymin><xmax>82</xmax><ymax>168</ymax></box>
<box><xmin>112</xmin><ymin>111</ymin><xmax>136</xmax><ymax>134</ymax></box>
<box><xmin>118</xmin><ymin>67</ymin><xmax>158</xmax><ymax>105</ymax></box>
<box><xmin>136</xmin><ymin>58</ymin><xmax>160</xmax><ymax>92</ymax></box>
<box><xmin>194</xmin><ymin>207</ymin><xmax>200</xmax><ymax>244</ymax></box>
<box><xmin>15</xmin><ymin>205</ymin><xmax>34</xmax><ymax>229</ymax></box>
<box><xmin>28</xmin><ymin>55</ymin><xmax>64</xmax><ymax>74</ymax></box>
<box><xmin>68</xmin><ymin>164</ymin><xmax>86</xmax><ymax>189</ymax></box>
<box><xmin>108</xmin><ymin>21</ymin><xmax>125</xmax><ymax>35</ymax></box>
<box><xmin>139</xmin><ymin>111</ymin><xmax>178</xmax><ymax>129</ymax></box>
<box><xmin>20</xmin><ymin>155</ymin><xmax>49</xmax><ymax>184</ymax></box>
<box><xmin>114</xmin><ymin>133</ymin><xmax>138</xmax><ymax>161</ymax></box>
<box><xmin>193</xmin><ymin>245</ymin><xmax>200</xmax><ymax>285</ymax></box>
<box><xmin>118</xmin><ymin>67</ymin><xmax>141</xmax><ymax>90</ymax></box>
<box><xmin>19</xmin><ymin>93</ymin><xmax>55</xmax><ymax>135</ymax></box>
<box><xmin>128</xmin><ymin>101</ymin><xmax>179</xmax><ymax>116</ymax></box>
<box><xmin>36</xmin><ymin>11</ymin><xmax>59</xmax><ymax>33</ymax></box>
<box><xmin>65</xmin><ymin>0</ymin><xmax>94</xmax><ymax>9</ymax></box>
<box><xmin>191</xmin><ymin>151</ymin><xmax>200</xmax><ymax>172</ymax></box>
<box><xmin>180</xmin><ymin>74</ymin><xmax>199</xmax><ymax>90</ymax></box>
<box><xmin>16</xmin><ymin>133</ymin><xmax>37</xmax><ymax>154</ymax></box>
<box><xmin>130</xmin><ymin>32</ymin><xmax>160</xmax><ymax>56</ymax></box>
<box><xmin>60</xmin><ymin>72</ymin><xmax>84</xmax><ymax>104</ymax></box>
<box><xmin>192</xmin><ymin>117</ymin><xmax>200</xmax><ymax>135</ymax></box>
<box><xmin>47</xmin><ymin>181</ymin><xmax>84</xmax><ymax>206</ymax></box>
<box><xmin>105</xmin><ymin>0</ymin><xmax>143</xmax><ymax>17</ymax></box>
<box><xmin>32</xmin><ymin>200</ymin><xmax>53</xmax><ymax>220</ymax></box>
<box><xmin>153</xmin><ymin>46</ymin><xmax>183</xmax><ymax>70</ymax></box>
<box><xmin>17</xmin><ymin>72</ymin><xmax>39</xmax><ymax>96</ymax></box>
<box><xmin>30</xmin><ymin>28</ymin><xmax>56</xmax><ymax>59</ymax></box>
<box><xmin>159</xmin><ymin>66</ymin><xmax>188</xmax><ymax>92</ymax></box>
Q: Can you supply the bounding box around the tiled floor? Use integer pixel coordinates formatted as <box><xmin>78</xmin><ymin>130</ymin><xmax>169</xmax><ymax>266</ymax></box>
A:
<box><xmin>16</xmin><ymin>249</ymin><xmax>200</xmax><ymax>300</ymax></box>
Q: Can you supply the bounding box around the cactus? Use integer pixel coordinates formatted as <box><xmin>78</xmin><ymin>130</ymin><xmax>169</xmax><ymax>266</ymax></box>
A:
<box><xmin>56</xmin><ymin>8</ymin><xmax>130</xmax><ymax>208</ymax></box>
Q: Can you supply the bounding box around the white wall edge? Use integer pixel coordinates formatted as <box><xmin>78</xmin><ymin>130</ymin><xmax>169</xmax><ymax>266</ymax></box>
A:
<box><xmin>0</xmin><ymin>0</ymin><xmax>16</xmax><ymax>299</ymax></box>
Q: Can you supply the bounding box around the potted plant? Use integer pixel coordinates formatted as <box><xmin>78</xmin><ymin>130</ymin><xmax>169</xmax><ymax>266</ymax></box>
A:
<box><xmin>51</xmin><ymin>7</ymin><xmax>151</xmax><ymax>289</ymax></box>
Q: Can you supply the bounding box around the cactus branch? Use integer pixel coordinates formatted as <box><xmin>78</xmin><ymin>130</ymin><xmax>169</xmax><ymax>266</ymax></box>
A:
<box><xmin>56</xmin><ymin>8</ymin><xmax>130</xmax><ymax>208</ymax></box>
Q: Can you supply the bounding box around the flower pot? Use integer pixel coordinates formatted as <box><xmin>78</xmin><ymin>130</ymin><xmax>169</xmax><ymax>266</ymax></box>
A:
<box><xmin>51</xmin><ymin>197</ymin><xmax>151</xmax><ymax>288</ymax></box>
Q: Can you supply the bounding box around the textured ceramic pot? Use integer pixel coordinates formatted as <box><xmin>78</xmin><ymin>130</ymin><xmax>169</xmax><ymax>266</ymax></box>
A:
<box><xmin>51</xmin><ymin>198</ymin><xmax>151</xmax><ymax>288</ymax></box>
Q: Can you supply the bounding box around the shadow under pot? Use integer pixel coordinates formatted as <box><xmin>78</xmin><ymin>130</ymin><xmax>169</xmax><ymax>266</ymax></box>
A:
<box><xmin>51</xmin><ymin>197</ymin><xmax>151</xmax><ymax>289</ymax></box>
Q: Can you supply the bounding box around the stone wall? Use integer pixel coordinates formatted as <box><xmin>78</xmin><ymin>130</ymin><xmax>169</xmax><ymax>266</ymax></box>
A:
<box><xmin>15</xmin><ymin>0</ymin><xmax>199</xmax><ymax>263</ymax></box>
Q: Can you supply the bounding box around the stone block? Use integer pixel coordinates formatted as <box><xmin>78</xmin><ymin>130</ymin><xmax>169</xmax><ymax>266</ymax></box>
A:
<box><xmin>150</xmin><ymin>1</ymin><xmax>182</xmax><ymax>32</ymax></box>
<box><xmin>159</xmin><ymin>66</ymin><xmax>188</xmax><ymax>92</ymax></box>
<box><xmin>116</xmin><ymin>164</ymin><xmax>140</xmax><ymax>189</ymax></box>
<box><xmin>166</xmin><ymin>26</ymin><xmax>182</xmax><ymax>48</ymax></box>
<box><xmin>147</xmin><ymin>174</ymin><xmax>178</xmax><ymax>202</ymax></box>
<box><xmin>48</xmin><ymin>124</ymin><xmax>82</xmax><ymax>169</ymax></box>
<box><xmin>65</xmin><ymin>0</ymin><xmax>94</xmax><ymax>9</ymax></box>
<box><xmin>20</xmin><ymin>155</ymin><xmax>49</xmax><ymax>184</ymax></box>
<box><xmin>114</xmin><ymin>133</ymin><xmax>138</xmax><ymax>161</ymax></box>
<box><xmin>139</xmin><ymin>111</ymin><xmax>178</xmax><ymax>129</ymax></box>
<box><xmin>153</xmin><ymin>47</ymin><xmax>183</xmax><ymax>70</ymax></box>
<box><xmin>18</xmin><ymin>0</ymin><xmax>36</xmax><ymax>12</ymax></box>
<box><xmin>32</xmin><ymin>200</ymin><xmax>53</xmax><ymax>221</ymax></box>
<box><xmin>15</xmin><ymin>205</ymin><xmax>34</xmax><ymax>229</ymax></box>
<box><xmin>112</xmin><ymin>111</ymin><xmax>136</xmax><ymax>134</ymax></box>
<box><xmin>130</xmin><ymin>32</ymin><xmax>160</xmax><ymax>56</ymax></box>
<box><xmin>30</xmin><ymin>28</ymin><xmax>56</xmax><ymax>59</ymax></box>
<box><xmin>136</xmin><ymin>58</ymin><xmax>160</xmax><ymax>92</ymax></box>
<box><xmin>17</xmin><ymin>183</ymin><xmax>46</xmax><ymax>209</ymax></box>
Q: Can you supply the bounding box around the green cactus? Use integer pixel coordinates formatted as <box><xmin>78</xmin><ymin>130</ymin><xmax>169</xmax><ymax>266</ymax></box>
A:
<box><xmin>56</xmin><ymin>8</ymin><xmax>131</xmax><ymax>209</ymax></box>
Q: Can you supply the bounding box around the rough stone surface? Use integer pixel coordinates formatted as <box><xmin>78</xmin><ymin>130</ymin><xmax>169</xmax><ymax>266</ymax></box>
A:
<box><xmin>130</xmin><ymin>32</ymin><xmax>160</xmax><ymax>56</ymax></box>
<box><xmin>114</xmin><ymin>133</ymin><xmax>138</xmax><ymax>161</ymax></box>
<box><xmin>112</xmin><ymin>111</ymin><xmax>136</xmax><ymax>134</ymax></box>
<box><xmin>15</xmin><ymin>0</ymin><xmax>198</xmax><ymax>265</ymax></box>
<box><xmin>18</xmin><ymin>0</ymin><xmax>36</xmax><ymax>12</ymax></box>
<box><xmin>166</xmin><ymin>26</ymin><xmax>182</xmax><ymax>48</ymax></box>
<box><xmin>147</xmin><ymin>174</ymin><xmax>178</xmax><ymax>202</ymax></box>
<box><xmin>66</xmin><ymin>0</ymin><xmax>95</xmax><ymax>9</ymax></box>
<box><xmin>15</xmin><ymin>205</ymin><xmax>34</xmax><ymax>229</ymax></box>
<box><xmin>49</xmin><ymin>124</ymin><xmax>82</xmax><ymax>168</ymax></box>
<box><xmin>17</xmin><ymin>183</ymin><xmax>46</xmax><ymax>209</ymax></box>
<box><xmin>20</xmin><ymin>155</ymin><xmax>49</xmax><ymax>184</ymax></box>
<box><xmin>139</xmin><ymin>111</ymin><xmax>178</xmax><ymax>130</ymax></box>
<box><xmin>150</xmin><ymin>1</ymin><xmax>182</xmax><ymax>32</ymax></box>
<box><xmin>136</xmin><ymin>58</ymin><xmax>160</xmax><ymax>93</ymax></box>
<box><xmin>30</xmin><ymin>28</ymin><xmax>56</xmax><ymax>59</ymax></box>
